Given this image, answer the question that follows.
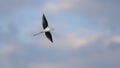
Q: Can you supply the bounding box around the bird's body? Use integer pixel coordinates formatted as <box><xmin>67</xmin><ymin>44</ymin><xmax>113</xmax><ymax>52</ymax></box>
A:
<box><xmin>41</xmin><ymin>27</ymin><xmax>51</xmax><ymax>33</ymax></box>
<box><xmin>34</xmin><ymin>14</ymin><xmax>54</xmax><ymax>43</ymax></box>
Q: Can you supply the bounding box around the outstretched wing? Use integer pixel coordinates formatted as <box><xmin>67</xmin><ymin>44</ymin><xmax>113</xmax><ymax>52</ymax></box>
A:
<box><xmin>45</xmin><ymin>32</ymin><xmax>53</xmax><ymax>43</ymax></box>
<box><xmin>42</xmin><ymin>14</ymin><xmax>48</xmax><ymax>29</ymax></box>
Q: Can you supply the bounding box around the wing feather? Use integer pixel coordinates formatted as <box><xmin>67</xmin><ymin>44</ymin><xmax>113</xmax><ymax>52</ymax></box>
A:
<box><xmin>42</xmin><ymin>14</ymin><xmax>48</xmax><ymax>29</ymax></box>
<box><xmin>45</xmin><ymin>32</ymin><xmax>53</xmax><ymax>43</ymax></box>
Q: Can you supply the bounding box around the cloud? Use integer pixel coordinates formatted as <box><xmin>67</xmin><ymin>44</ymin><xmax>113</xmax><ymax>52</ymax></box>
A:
<box><xmin>44</xmin><ymin>0</ymin><xmax>120</xmax><ymax>15</ymax></box>
<box><xmin>32</xmin><ymin>27</ymin><xmax>102</xmax><ymax>49</ymax></box>
<box><xmin>103</xmin><ymin>36</ymin><xmax>120</xmax><ymax>47</ymax></box>
<box><xmin>43</xmin><ymin>0</ymin><xmax>74</xmax><ymax>13</ymax></box>
<box><xmin>53</xmin><ymin>32</ymin><xmax>100</xmax><ymax>49</ymax></box>
<box><xmin>0</xmin><ymin>31</ymin><xmax>120</xmax><ymax>68</ymax></box>
<box><xmin>44</xmin><ymin>0</ymin><xmax>120</xmax><ymax>33</ymax></box>
<box><xmin>0</xmin><ymin>0</ymin><xmax>120</xmax><ymax>68</ymax></box>
<box><xmin>109</xmin><ymin>43</ymin><xmax>120</xmax><ymax>50</ymax></box>
<box><xmin>3</xmin><ymin>44</ymin><xmax>16</xmax><ymax>54</ymax></box>
<box><xmin>0</xmin><ymin>0</ymin><xmax>43</xmax><ymax>12</ymax></box>
<box><xmin>28</xmin><ymin>62</ymin><xmax>65</xmax><ymax>68</ymax></box>
<box><xmin>111</xmin><ymin>36</ymin><xmax>120</xmax><ymax>44</ymax></box>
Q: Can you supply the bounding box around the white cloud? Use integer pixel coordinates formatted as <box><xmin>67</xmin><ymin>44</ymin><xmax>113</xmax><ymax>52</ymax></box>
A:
<box><xmin>104</xmin><ymin>36</ymin><xmax>120</xmax><ymax>45</ymax></box>
<box><xmin>111</xmin><ymin>36</ymin><xmax>120</xmax><ymax>44</ymax></box>
<box><xmin>43</xmin><ymin>0</ymin><xmax>105</xmax><ymax>15</ymax></box>
<box><xmin>4</xmin><ymin>44</ymin><xmax>16</xmax><ymax>54</ymax></box>
<box><xmin>43</xmin><ymin>0</ymin><xmax>79</xmax><ymax>13</ymax></box>
<box><xmin>28</xmin><ymin>61</ymin><xmax>65</xmax><ymax>68</ymax></box>
<box><xmin>43</xmin><ymin>2</ymin><xmax>70</xmax><ymax>13</ymax></box>
<box><xmin>0</xmin><ymin>0</ymin><xmax>43</xmax><ymax>12</ymax></box>
<box><xmin>0</xmin><ymin>43</ymin><xmax>16</xmax><ymax>55</ymax></box>
<box><xmin>35</xmin><ymin>28</ymin><xmax>101</xmax><ymax>49</ymax></box>
<box><xmin>54</xmin><ymin>33</ymin><xmax>99</xmax><ymax>49</ymax></box>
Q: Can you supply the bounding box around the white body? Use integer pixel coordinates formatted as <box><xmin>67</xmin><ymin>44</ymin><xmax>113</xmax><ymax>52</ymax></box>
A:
<box><xmin>41</xmin><ymin>27</ymin><xmax>54</xmax><ymax>33</ymax></box>
<box><xmin>41</xmin><ymin>27</ymin><xmax>51</xmax><ymax>33</ymax></box>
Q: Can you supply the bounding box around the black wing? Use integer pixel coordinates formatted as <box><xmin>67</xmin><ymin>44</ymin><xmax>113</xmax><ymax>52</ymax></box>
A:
<box><xmin>45</xmin><ymin>32</ymin><xmax>53</xmax><ymax>43</ymax></box>
<box><xmin>42</xmin><ymin>14</ymin><xmax>48</xmax><ymax>29</ymax></box>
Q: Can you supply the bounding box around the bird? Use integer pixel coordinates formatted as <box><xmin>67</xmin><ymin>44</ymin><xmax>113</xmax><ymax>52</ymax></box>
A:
<box><xmin>34</xmin><ymin>14</ymin><xmax>54</xmax><ymax>43</ymax></box>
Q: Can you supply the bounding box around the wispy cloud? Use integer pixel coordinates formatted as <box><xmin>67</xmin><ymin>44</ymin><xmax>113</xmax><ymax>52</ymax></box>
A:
<box><xmin>0</xmin><ymin>0</ymin><xmax>120</xmax><ymax>68</ymax></box>
<box><xmin>43</xmin><ymin>0</ymin><xmax>120</xmax><ymax>33</ymax></box>
<box><xmin>0</xmin><ymin>0</ymin><xmax>44</xmax><ymax>13</ymax></box>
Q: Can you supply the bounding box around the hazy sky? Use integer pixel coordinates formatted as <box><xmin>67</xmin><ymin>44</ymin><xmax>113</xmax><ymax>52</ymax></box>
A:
<box><xmin>0</xmin><ymin>0</ymin><xmax>120</xmax><ymax>68</ymax></box>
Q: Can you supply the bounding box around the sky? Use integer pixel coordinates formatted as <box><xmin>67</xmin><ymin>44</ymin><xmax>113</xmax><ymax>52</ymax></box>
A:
<box><xmin>0</xmin><ymin>0</ymin><xmax>120</xmax><ymax>68</ymax></box>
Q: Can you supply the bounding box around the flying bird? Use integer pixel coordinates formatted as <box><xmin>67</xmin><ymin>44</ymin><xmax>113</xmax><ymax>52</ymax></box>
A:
<box><xmin>34</xmin><ymin>14</ymin><xmax>54</xmax><ymax>43</ymax></box>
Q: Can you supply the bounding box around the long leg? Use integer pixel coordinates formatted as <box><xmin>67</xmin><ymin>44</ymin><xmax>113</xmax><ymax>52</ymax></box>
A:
<box><xmin>33</xmin><ymin>32</ymin><xmax>42</xmax><ymax>36</ymax></box>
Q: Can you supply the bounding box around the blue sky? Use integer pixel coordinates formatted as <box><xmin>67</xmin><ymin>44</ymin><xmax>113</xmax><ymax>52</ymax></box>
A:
<box><xmin>0</xmin><ymin>0</ymin><xmax>120</xmax><ymax>68</ymax></box>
